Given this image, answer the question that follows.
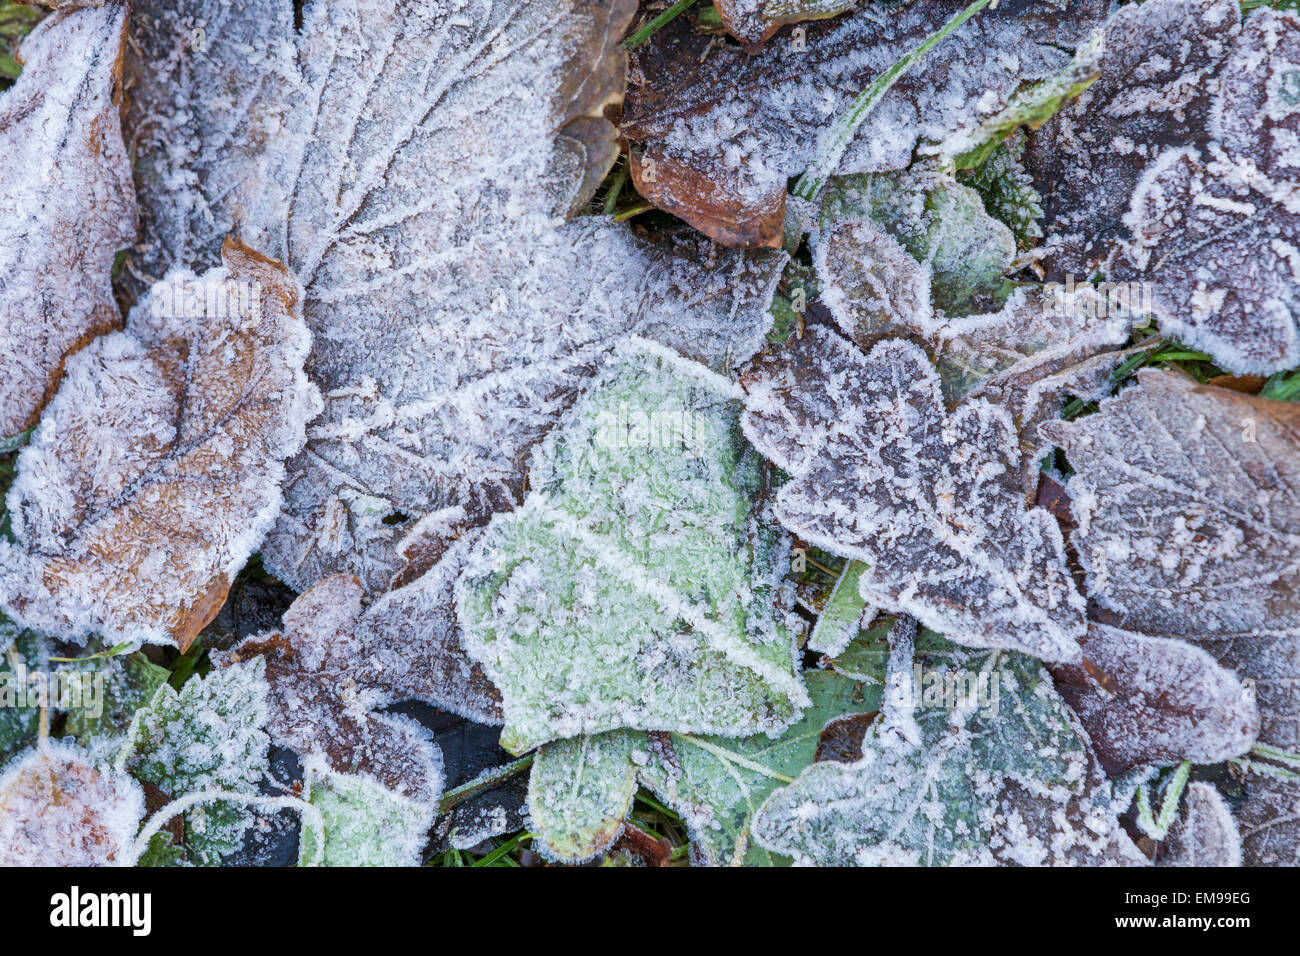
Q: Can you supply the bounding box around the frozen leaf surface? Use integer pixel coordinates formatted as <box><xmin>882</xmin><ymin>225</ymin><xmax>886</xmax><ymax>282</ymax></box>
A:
<box><xmin>459</xmin><ymin>339</ymin><xmax>807</xmax><ymax>755</ymax></box>
<box><xmin>0</xmin><ymin>239</ymin><xmax>320</xmax><ymax>650</ymax></box>
<box><xmin>622</xmin><ymin>0</ymin><xmax>1107</xmax><ymax>246</ymax></box>
<box><xmin>0</xmin><ymin>742</ymin><xmax>143</xmax><ymax>866</ymax></box>
<box><xmin>120</xmin><ymin>661</ymin><xmax>271</xmax><ymax>864</ymax></box>
<box><xmin>740</xmin><ymin>327</ymin><xmax>1085</xmax><ymax>663</ymax></box>
<box><xmin>0</xmin><ymin>619</ymin><xmax>43</xmax><ymax>762</ymax></box>
<box><xmin>1160</xmin><ymin>781</ymin><xmax>1242</xmax><ymax>867</ymax></box>
<box><xmin>528</xmin><ymin>670</ymin><xmax>877</xmax><ymax>864</ymax></box>
<box><xmin>752</xmin><ymin>634</ymin><xmax>1141</xmax><ymax>866</ymax></box>
<box><xmin>126</xmin><ymin>0</ymin><xmax>786</xmax><ymax>596</ymax></box>
<box><xmin>0</xmin><ymin>1</ymin><xmax>135</xmax><ymax>438</ymax></box>
<box><xmin>712</xmin><ymin>0</ymin><xmax>855</xmax><ymax>52</ymax></box>
<box><xmin>300</xmin><ymin>770</ymin><xmax>432</xmax><ymax>867</ymax></box>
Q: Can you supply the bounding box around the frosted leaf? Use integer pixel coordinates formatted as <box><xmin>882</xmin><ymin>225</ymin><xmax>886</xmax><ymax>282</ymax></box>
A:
<box><xmin>712</xmin><ymin>0</ymin><xmax>855</xmax><ymax>52</ymax></box>
<box><xmin>528</xmin><ymin>671</ymin><xmax>877</xmax><ymax>865</ymax></box>
<box><xmin>739</xmin><ymin>327</ymin><xmax>1086</xmax><ymax>663</ymax></box>
<box><xmin>426</xmin><ymin>714</ymin><xmax>529</xmax><ymax>852</ymax></box>
<box><xmin>818</xmin><ymin>168</ymin><xmax>1015</xmax><ymax>317</ymax></box>
<box><xmin>125</xmin><ymin>0</ymin><xmax>786</xmax><ymax>596</ymax></box>
<box><xmin>807</xmin><ymin>560</ymin><xmax>872</xmax><ymax>657</ymax></box>
<box><xmin>119</xmin><ymin>661</ymin><xmax>271</xmax><ymax>865</ymax></box>
<box><xmin>0</xmin><ymin>239</ymin><xmax>320</xmax><ymax>650</ymax></box>
<box><xmin>0</xmin><ymin>1</ymin><xmax>135</xmax><ymax>438</ymax></box>
<box><xmin>299</xmin><ymin>770</ymin><xmax>433</xmax><ymax>867</ymax></box>
<box><xmin>1028</xmin><ymin>0</ymin><xmax>1299</xmax><ymax>373</ymax></box>
<box><xmin>0</xmin><ymin>619</ymin><xmax>43</xmax><ymax>762</ymax></box>
<box><xmin>957</xmin><ymin>131</ymin><xmax>1045</xmax><ymax>250</ymax></box>
<box><xmin>752</xmin><ymin>637</ymin><xmax>1141</xmax><ymax>866</ymax></box>
<box><xmin>0</xmin><ymin>742</ymin><xmax>144</xmax><ymax>866</ymax></box>
<box><xmin>62</xmin><ymin>651</ymin><xmax>170</xmax><ymax>750</ymax></box>
<box><xmin>458</xmin><ymin>339</ymin><xmax>808</xmax><ymax>755</ymax></box>
<box><xmin>216</xmin><ymin>574</ymin><xmax>463</xmax><ymax>807</ymax></box>
<box><xmin>1042</xmin><ymin>370</ymin><xmax>1300</xmax><ymax>641</ymax></box>
<box><xmin>1051</xmin><ymin>622</ymin><xmax>1258</xmax><ymax>775</ymax></box>
<box><xmin>622</xmin><ymin>0</ymin><xmax>1107</xmax><ymax>246</ymax></box>
<box><xmin>1160</xmin><ymin>782</ymin><xmax>1242</xmax><ymax>867</ymax></box>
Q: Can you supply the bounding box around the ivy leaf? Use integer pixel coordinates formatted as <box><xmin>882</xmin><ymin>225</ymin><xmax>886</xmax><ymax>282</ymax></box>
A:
<box><xmin>119</xmin><ymin>661</ymin><xmax>271</xmax><ymax>865</ymax></box>
<box><xmin>0</xmin><ymin>1</ymin><xmax>135</xmax><ymax>438</ymax></box>
<box><xmin>528</xmin><ymin>670</ymin><xmax>877</xmax><ymax>865</ymax></box>
<box><xmin>739</xmin><ymin>327</ymin><xmax>1086</xmax><ymax>663</ymax></box>
<box><xmin>621</xmin><ymin>0</ymin><xmax>1107</xmax><ymax>246</ymax></box>
<box><xmin>458</xmin><ymin>338</ymin><xmax>808</xmax><ymax>755</ymax></box>
<box><xmin>0</xmin><ymin>741</ymin><xmax>144</xmax><ymax>866</ymax></box>
<box><xmin>126</xmin><ymin>0</ymin><xmax>786</xmax><ymax>597</ymax></box>
<box><xmin>0</xmin><ymin>239</ymin><xmax>321</xmax><ymax>650</ymax></box>
<box><xmin>1028</xmin><ymin>0</ymin><xmax>1300</xmax><ymax>373</ymax></box>
<box><xmin>299</xmin><ymin>770</ymin><xmax>433</xmax><ymax>867</ymax></box>
<box><xmin>752</xmin><ymin>631</ymin><xmax>1142</xmax><ymax>866</ymax></box>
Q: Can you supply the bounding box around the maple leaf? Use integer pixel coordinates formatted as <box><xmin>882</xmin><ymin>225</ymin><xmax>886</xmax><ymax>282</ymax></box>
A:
<box><xmin>1042</xmin><ymin>369</ymin><xmax>1300</xmax><ymax>863</ymax></box>
<box><xmin>0</xmin><ymin>1</ymin><xmax>135</xmax><ymax>438</ymax></box>
<box><xmin>457</xmin><ymin>339</ymin><xmax>808</xmax><ymax>755</ymax></box>
<box><xmin>216</xmin><ymin>568</ymin><xmax>506</xmax><ymax>807</ymax></box>
<box><xmin>751</xmin><ymin>623</ymin><xmax>1142</xmax><ymax>866</ymax></box>
<box><xmin>1026</xmin><ymin>0</ymin><xmax>1300</xmax><ymax>373</ymax></box>
<box><xmin>125</xmin><ymin>0</ymin><xmax>787</xmax><ymax>597</ymax></box>
<box><xmin>0</xmin><ymin>741</ymin><xmax>144</xmax><ymax>866</ymax></box>
<box><xmin>739</xmin><ymin>326</ymin><xmax>1086</xmax><ymax>663</ymax></box>
<box><xmin>621</xmin><ymin>0</ymin><xmax>1107</xmax><ymax>247</ymax></box>
<box><xmin>527</xmin><ymin>670</ymin><xmax>876</xmax><ymax>865</ymax></box>
<box><xmin>0</xmin><ymin>239</ymin><xmax>320</xmax><ymax>650</ymax></box>
<box><xmin>712</xmin><ymin>0</ymin><xmax>855</xmax><ymax>52</ymax></box>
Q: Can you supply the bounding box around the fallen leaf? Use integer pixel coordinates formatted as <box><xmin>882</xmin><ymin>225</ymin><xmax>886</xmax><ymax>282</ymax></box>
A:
<box><xmin>0</xmin><ymin>1</ymin><xmax>135</xmax><ymax>438</ymax></box>
<box><xmin>0</xmin><ymin>239</ymin><xmax>320</xmax><ymax>650</ymax></box>
<box><xmin>739</xmin><ymin>327</ymin><xmax>1086</xmax><ymax>663</ymax></box>
<box><xmin>299</xmin><ymin>769</ymin><xmax>433</xmax><ymax>867</ymax></box>
<box><xmin>1159</xmin><ymin>781</ymin><xmax>1243</xmax><ymax>867</ymax></box>
<box><xmin>622</xmin><ymin>0</ymin><xmax>1106</xmax><ymax>246</ymax></box>
<box><xmin>712</xmin><ymin>0</ymin><xmax>854</xmax><ymax>52</ymax></box>
<box><xmin>0</xmin><ymin>741</ymin><xmax>144</xmax><ymax>865</ymax></box>
<box><xmin>458</xmin><ymin>338</ymin><xmax>808</xmax><ymax>755</ymax></box>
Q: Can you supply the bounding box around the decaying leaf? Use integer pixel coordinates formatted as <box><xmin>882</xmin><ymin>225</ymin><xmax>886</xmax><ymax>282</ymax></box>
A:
<box><xmin>120</xmin><ymin>660</ymin><xmax>271</xmax><ymax>864</ymax></box>
<box><xmin>0</xmin><ymin>239</ymin><xmax>320</xmax><ymax>650</ymax></box>
<box><xmin>1043</xmin><ymin>370</ymin><xmax>1299</xmax><ymax>863</ymax></box>
<box><xmin>622</xmin><ymin>0</ymin><xmax>1107</xmax><ymax>246</ymax></box>
<box><xmin>0</xmin><ymin>741</ymin><xmax>144</xmax><ymax>865</ymax></box>
<box><xmin>458</xmin><ymin>339</ymin><xmax>807</xmax><ymax>755</ymax></box>
<box><xmin>740</xmin><ymin>327</ymin><xmax>1086</xmax><ymax>663</ymax></box>
<box><xmin>1028</xmin><ymin>0</ymin><xmax>1300</xmax><ymax>373</ymax></box>
<box><xmin>752</xmin><ymin>630</ymin><xmax>1142</xmax><ymax>866</ymax></box>
<box><xmin>126</xmin><ymin>0</ymin><xmax>786</xmax><ymax>597</ymax></box>
<box><xmin>0</xmin><ymin>1</ymin><xmax>135</xmax><ymax>438</ymax></box>
<box><xmin>712</xmin><ymin>0</ymin><xmax>855</xmax><ymax>52</ymax></box>
<box><xmin>528</xmin><ymin>670</ymin><xmax>877</xmax><ymax>865</ymax></box>
<box><xmin>216</xmin><ymin>574</ymin><xmax>456</xmax><ymax>807</ymax></box>
<box><xmin>1159</xmin><ymin>781</ymin><xmax>1243</xmax><ymax>867</ymax></box>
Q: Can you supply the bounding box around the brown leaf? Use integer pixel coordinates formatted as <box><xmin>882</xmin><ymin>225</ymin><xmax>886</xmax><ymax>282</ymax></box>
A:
<box><xmin>0</xmin><ymin>1</ymin><xmax>135</xmax><ymax>437</ymax></box>
<box><xmin>713</xmin><ymin>0</ymin><xmax>856</xmax><ymax>52</ymax></box>
<box><xmin>0</xmin><ymin>238</ymin><xmax>321</xmax><ymax>649</ymax></box>
<box><xmin>1159</xmin><ymin>781</ymin><xmax>1243</xmax><ymax>867</ymax></box>
<box><xmin>622</xmin><ymin>0</ymin><xmax>1106</xmax><ymax>246</ymax></box>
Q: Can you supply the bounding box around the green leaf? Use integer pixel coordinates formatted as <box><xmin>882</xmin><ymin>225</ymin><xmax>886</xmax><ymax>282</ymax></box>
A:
<box><xmin>0</xmin><ymin>617</ymin><xmax>42</xmax><ymax>764</ymax></box>
<box><xmin>957</xmin><ymin>130</ymin><xmax>1044</xmax><ymax>251</ymax></box>
<box><xmin>807</xmin><ymin>560</ymin><xmax>871</xmax><ymax>657</ymax></box>
<box><xmin>528</xmin><ymin>670</ymin><xmax>878</xmax><ymax>865</ymax></box>
<box><xmin>62</xmin><ymin>650</ymin><xmax>170</xmax><ymax>748</ymax></box>
<box><xmin>458</xmin><ymin>338</ymin><xmax>807</xmax><ymax>755</ymax></box>
<box><xmin>119</xmin><ymin>660</ymin><xmax>270</xmax><ymax>865</ymax></box>
<box><xmin>299</xmin><ymin>770</ymin><xmax>433</xmax><ymax>867</ymax></box>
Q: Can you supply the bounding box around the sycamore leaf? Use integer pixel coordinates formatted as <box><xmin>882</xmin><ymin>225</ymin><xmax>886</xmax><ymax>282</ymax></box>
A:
<box><xmin>528</xmin><ymin>670</ymin><xmax>877</xmax><ymax>865</ymax></box>
<box><xmin>126</xmin><ymin>0</ymin><xmax>786</xmax><ymax>597</ymax></box>
<box><xmin>216</xmin><ymin>574</ymin><xmax>465</xmax><ymax>807</ymax></box>
<box><xmin>712</xmin><ymin>0</ymin><xmax>855</xmax><ymax>52</ymax></box>
<box><xmin>752</xmin><ymin>631</ymin><xmax>1142</xmax><ymax>866</ymax></box>
<box><xmin>0</xmin><ymin>741</ymin><xmax>144</xmax><ymax>865</ymax></box>
<box><xmin>119</xmin><ymin>661</ymin><xmax>271</xmax><ymax>865</ymax></box>
<box><xmin>621</xmin><ymin>0</ymin><xmax>1107</xmax><ymax>247</ymax></box>
<box><xmin>0</xmin><ymin>1</ymin><xmax>135</xmax><ymax>438</ymax></box>
<box><xmin>739</xmin><ymin>327</ymin><xmax>1086</xmax><ymax>663</ymax></box>
<box><xmin>299</xmin><ymin>770</ymin><xmax>433</xmax><ymax>867</ymax></box>
<box><xmin>0</xmin><ymin>239</ymin><xmax>320</xmax><ymax>650</ymax></box>
<box><xmin>1027</xmin><ymin>0</ymin><xmax>1300</xmax><ymax>373</ymax></box>
<box><xmin>1160</xmin><ymin>781</ymin><xmax>1243</xmax><ymax>867</ymax></box>
<box><xmin>1051</xmin><ymin>622</ymin><xmax>1258</xmax><ymax>774</ymax></box>
<box><xmin>458</xmin><ymin>339</ymin><xmax>808</xmax><ymax>755</ymax></box>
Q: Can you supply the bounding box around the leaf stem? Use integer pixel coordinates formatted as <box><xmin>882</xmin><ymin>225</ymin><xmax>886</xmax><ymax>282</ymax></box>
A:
<box><xmin>792</xmin><ymin>0</ymin><xmax>993</xmax><ymax>203</ymax></box>
<box><xmin>436</xmin><ymin>754</ymin><xmax>535</xmax><ymax>814</ymax></box>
